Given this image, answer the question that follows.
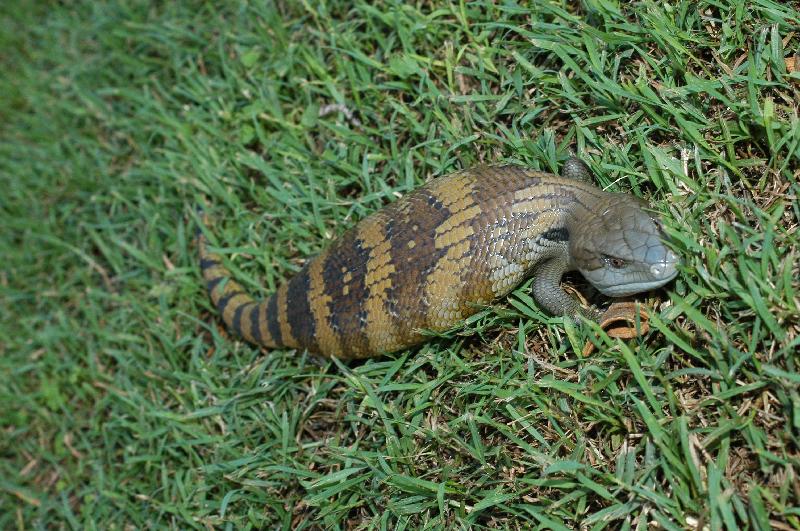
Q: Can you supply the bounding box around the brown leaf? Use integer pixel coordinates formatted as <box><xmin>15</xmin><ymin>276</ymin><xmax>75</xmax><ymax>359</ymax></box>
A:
<box><xmin>582</xmin><ymin>302</ymin><xmax>650</xmax><ymax>356</ymax></box>
<box><xmin>786</xmin><ymin>56</ymin><xmax>799</xmax><ymax>74</ymax></box>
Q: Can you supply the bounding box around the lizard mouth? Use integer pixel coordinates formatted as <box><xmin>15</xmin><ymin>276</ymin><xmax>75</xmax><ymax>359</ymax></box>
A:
<box><xmin>597</xmin><ymin>270</ymin><xmax>678</xmax><ymax>297</ymax></box>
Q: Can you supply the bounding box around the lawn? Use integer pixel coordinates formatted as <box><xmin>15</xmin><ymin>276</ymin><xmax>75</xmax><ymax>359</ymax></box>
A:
<box><xmin>1</xmin><ymin>0</ymin><xmax>799</xmax><ymax>528</ymax></box>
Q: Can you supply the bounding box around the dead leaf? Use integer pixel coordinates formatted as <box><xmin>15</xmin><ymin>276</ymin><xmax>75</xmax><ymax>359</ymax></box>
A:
<box><xmin>582</xmin><ymin>302</ymin><xmax>650</xmax><ymax>356</ymax></box>
<box><xmin>786</xmin><ymin>56</ymin><xmax>799</xmax><ymax>74</ymax></box>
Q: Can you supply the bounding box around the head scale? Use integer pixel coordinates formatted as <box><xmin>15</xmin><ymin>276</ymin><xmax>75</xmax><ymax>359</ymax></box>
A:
<box><xmin>570</xmin><ymin>195</ymin><xmax>679</xmax><ymax>297</ymax></box>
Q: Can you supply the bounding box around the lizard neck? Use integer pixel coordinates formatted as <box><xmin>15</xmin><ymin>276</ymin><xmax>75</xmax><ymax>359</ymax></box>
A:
<box><xmin>534</xmin><ymin>179</ymin><xmax>614</xmax><ymax>269</ymax></box>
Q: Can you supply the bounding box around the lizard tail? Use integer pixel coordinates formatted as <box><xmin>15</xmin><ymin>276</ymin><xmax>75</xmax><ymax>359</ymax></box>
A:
<box><xmin>196</xmin><ymin>215</ymin><xmax>282</xmax><ymax>348</ymax></box>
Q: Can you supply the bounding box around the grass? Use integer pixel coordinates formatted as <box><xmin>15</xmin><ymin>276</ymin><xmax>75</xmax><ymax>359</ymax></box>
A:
<box><xmin>1</xmin><ymin>0</ymin><xmax>799</xmax><ymax>528</ymax></box>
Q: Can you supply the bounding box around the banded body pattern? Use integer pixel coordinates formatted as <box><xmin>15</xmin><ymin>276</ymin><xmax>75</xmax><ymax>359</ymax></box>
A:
<box><xmin>199</xmin><ymin>163</ymin><xmax>677</xmax><ymax>358</ymax></box>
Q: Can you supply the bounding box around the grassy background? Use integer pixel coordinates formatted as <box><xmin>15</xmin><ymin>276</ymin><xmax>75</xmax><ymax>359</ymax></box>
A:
<box><xmin>2</xmin><ymin>0</ymin><xmax>799</xmax><ymax>528</ymax></box>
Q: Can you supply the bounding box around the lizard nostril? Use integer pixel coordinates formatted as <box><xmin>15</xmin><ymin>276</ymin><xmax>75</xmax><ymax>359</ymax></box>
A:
<box><xmin>650</xmin><ymin>263</ymin><xmax>667</xmax><ymax>277</ymax></box>
<box><xmin>650</xmin><ymin>252</ymin><xmax>679</xmax><ymax>279</ymax></box>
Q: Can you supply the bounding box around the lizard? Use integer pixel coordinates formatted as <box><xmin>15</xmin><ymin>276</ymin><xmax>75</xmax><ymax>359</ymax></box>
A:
<box><xmin>197</xmin><ymin>157</ymin><xmax>679</xmax><ymax>359</ymax></box>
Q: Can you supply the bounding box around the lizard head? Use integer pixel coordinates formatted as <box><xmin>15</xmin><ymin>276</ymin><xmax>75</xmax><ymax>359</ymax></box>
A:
<box><xmin>570</xmin><ymin>195</ymin><xmax>680</xmax><ymax>297</ymax></box>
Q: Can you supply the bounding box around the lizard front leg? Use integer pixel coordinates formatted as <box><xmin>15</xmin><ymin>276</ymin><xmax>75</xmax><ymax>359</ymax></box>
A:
<box><xmin>531</xmin><ymin>254</ymin><xmax>602</xmax><ymax>321</ymax></box>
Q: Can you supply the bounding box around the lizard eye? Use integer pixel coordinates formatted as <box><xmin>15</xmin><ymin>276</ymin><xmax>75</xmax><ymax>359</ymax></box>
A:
<box><xmin>603</xmin><ymin>255</ymin><xmax>627</xmax><ymax>269</ymax></box>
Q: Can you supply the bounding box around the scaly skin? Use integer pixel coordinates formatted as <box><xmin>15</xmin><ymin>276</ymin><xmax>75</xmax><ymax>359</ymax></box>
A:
<box><xmin>198</xmin><ymin>158</ymin><xmax>679</xmax><ymax>359</ymax></box>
